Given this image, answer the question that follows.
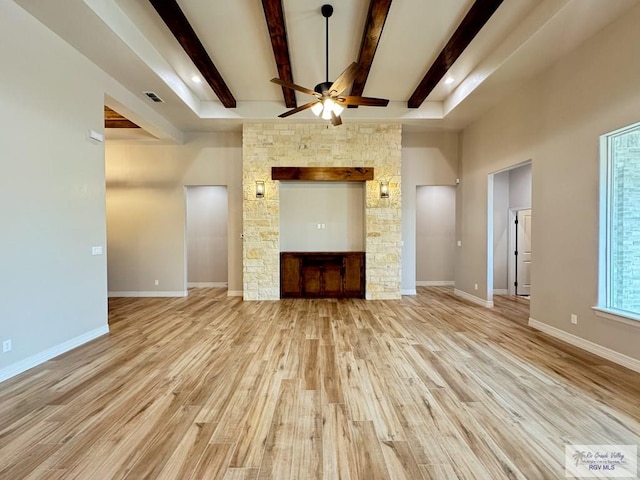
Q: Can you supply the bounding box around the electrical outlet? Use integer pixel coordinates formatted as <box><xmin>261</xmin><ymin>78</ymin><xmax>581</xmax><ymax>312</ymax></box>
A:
<box><xmin>571</xmin><ymin>314</ymin><xmax>578</xmax><ymax>325</ymax></box>
<box><xmin>474</xmin><ymin>283</ymin><xmax>478</xmax><ymax>290</ymax></box>
<box><xmin>2</xmin><ymin>339</ymin><xmax>12</xmax><ymax>353</ymax></box>
<box><xmin>154</xmin><ymin>280</ymin><xmax>159</xmax><ymax>286</ymax></box>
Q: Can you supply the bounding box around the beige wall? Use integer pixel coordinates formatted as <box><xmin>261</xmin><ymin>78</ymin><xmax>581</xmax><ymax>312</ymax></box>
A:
<box><xmin>186</xmin><ymin>186</ymin><xmax>228</xmax><ymax>285</ymax></box>
<box><xmin>243</xmin><ymin>123</ymin><xmax>402</xmax><ymax>300</ymax></box>
<box><xmin>401</xmin><ymin>132</ymin><xmax>459</xmax><ymax>293</ymax></box>
<box><xmin>0</xmin><ymin>2</ymin><xmax>108</xmax><ymax>377</ymax></box>
<box><xmin>106</xmin><ymin>133</ymin><xmax>243</xmax><ymax>295</ymax></box>
<box><xmin>458</xmin><ymin>3</ymin><xmax>640</xmax><ymax>361</ymax></box>
<box><xmin>492</xmin><ymin>170</ymin><xmax>510</xmax><ymax>291</ymax></box>
<box><xmin>279</xmin><ymin>182</ymin><xmax>365</xmax><ymax>252</ymax></box>
<box><xmin>416</xmin><ymin>186</ymin><xmax>456</xmax><ymax>284</ymax></box>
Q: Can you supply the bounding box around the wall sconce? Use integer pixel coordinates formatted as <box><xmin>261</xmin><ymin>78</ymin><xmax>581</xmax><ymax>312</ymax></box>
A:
<box><xmin>255</xmin><ymin>180</ymin><xmax>265</xmax><ymax>198</ymax></box>
<box><xmin>379</xmin><ymin>180</ymin><xmax>389</xmax><ymax>199</ymax></box>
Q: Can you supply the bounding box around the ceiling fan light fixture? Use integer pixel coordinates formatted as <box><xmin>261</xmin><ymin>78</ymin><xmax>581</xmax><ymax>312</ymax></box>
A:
<box><xmin>322</xmin><ymin>98</ymin><xmax>336</xmax><ymax>119</ymax></box>
<box><xmin>311</xmin><ymin>102</ymin><xmax>323</xmax><ymax>116</ymax></box>
<box><xmin>317</xmin><ymin>98</ymin><xmax>343</xmax><ymax>120</ymax></box>
<box><xmin>270</xmin><ymin>4</ymin><xmax>388</xmax><ymax>123</ymax></box>
<box><xmin>321</xmin><ymin>105</ymin><xmax>332</xmax><ymax>120</ymax></box>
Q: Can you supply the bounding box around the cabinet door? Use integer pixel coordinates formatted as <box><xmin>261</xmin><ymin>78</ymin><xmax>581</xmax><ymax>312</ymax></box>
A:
<box><xmin>323</xmin><ymin>265</ymin><xmax>343</xmax><ymax>296</ymax></box>
<box><xmin>344</xmin><ymin>253</ymin><xmax>364</xmax><ymax>297</ymax></box>
<box><xmin>281</xmin><ymin>255</ymin><xmax>302</xmax><ymax>297</ymax></box>
<box><xmin>302</xmin><ymin>266</ymin><xmax>322</xmax><ymax>295</ymax></box>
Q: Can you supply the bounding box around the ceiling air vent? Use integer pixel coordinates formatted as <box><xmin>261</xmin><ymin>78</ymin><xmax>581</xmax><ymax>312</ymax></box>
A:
<box><xmin>143</xmin><ymin>91</ymin><xmax>164</xmax><ymax>103</ymax></box>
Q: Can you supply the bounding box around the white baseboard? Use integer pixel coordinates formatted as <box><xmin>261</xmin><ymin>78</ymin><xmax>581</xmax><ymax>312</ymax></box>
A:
<box><xmin>493</xmin><ymin>289</ymin><xmax>508</xmax><ymax>295</ymax></box>
<box><xmin>187</xmin><ymin>282</ymin><xmax>228</xmax><ymax>288</ymax></box>
<box><xmin>528</xmin><ymin>318</ymin><xmax>640</xmax><ymax>374</ymax></box>
<box><xmin>0</xmin><ymin>325</ymin><xmax>110</xmax><ymax>384</ymax></box>
<box><xmin>108</xmin><ymin>291</ymin><xmax>188</xmax><ymax>298</ymax></box>
<box><xmin>401</xmin><ymin>289</ymin><xmax>417</xmax><ymax>296</ymax></box>
<box><xmin>227</xmin><ymin>290</ymin><xmax>243</xmax><ymax>297</ymax></box>
<box><xmin>416</xmin><ymin>281</ymin><xmax>455</xmax><ymax>287</ymax></box>
<box><xmin>454</xmin><ymin>289</ymin><xmax>494</xmax><ymax>308</ymax></box>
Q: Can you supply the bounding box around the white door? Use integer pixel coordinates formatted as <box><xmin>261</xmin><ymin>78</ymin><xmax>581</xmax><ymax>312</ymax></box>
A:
<box><xmin>516</xmin><ymin>209</ymin><xmax>532</xmax><ymax>296</ymax></box>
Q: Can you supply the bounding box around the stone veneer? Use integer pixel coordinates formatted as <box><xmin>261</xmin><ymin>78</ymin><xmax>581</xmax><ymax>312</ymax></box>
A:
<box><xmin>243</xmin><ymin>122</ymin><xmax>402</xmax><ymax>300</ymax></box>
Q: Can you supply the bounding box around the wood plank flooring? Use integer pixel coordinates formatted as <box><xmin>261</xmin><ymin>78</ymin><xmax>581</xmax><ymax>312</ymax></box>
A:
<box><xmin>1</xmin><ymin>287</ymin><xmax>639</xmax><ymax>479</ymax></box>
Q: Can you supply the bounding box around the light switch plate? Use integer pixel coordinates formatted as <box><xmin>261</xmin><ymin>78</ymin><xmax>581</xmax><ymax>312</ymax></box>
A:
<box><xmin>91</xmin><ymin>246</ymin><xmax>103</xmax><ymax>255</ymax></box>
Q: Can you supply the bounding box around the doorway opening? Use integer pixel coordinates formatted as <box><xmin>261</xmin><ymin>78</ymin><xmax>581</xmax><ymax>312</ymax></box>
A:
<box><xmin>185</xmin><ymin>186</ymin><xmax>228</xmax><ymax>292</ymax></box>
<box><xmin>487</xmin><ymin>161</ymin><xmax>532</xmax><ymax>307</ymax></box>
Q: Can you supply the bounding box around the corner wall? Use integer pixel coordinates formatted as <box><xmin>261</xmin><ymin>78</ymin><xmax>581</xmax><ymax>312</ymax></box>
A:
<box><xmin>242</xmin><ymin>123</ymin><xmax>402</xmax><ymax>300</ymax></box>
<box><xmin>458</xmin><ymin>3</ymin><xmax>640</xmax><ymax>362</ymax></box>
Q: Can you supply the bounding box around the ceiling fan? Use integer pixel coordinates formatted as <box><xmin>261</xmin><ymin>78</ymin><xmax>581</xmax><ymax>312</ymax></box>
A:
<box><xmin>271</xmin><ymin>4</ymin><xmax>389</xmax><ymax>126</ymax></box>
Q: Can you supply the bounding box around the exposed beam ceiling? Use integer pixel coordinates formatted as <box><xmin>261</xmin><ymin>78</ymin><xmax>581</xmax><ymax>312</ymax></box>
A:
<box><xmin>104</xmin><ymin>106</ymin><xmax>139</xmax><ymax>129</ymax></box>
<box><xmin>262</xmin><ymin>0</ymin><xmax>297</xmax><ymax>108</ymax></box>
<box><xmin>408</xmin><ymin>0</ymin><xmax>504</xmax><ymax>108</ymax></box>
<box><xmin>148</xmin><ymin>0</ymin><xmax>236</xmax><ymax>108</ymax></box>
<box><xmin>349</xmin><ymin>0</ymin><xmax>393</xmax><ymax>107</ymax></box>
<box><xmin>19</xmin><ymin>0</ymin><xmax>638</xmax><ymax>132</ymax></box>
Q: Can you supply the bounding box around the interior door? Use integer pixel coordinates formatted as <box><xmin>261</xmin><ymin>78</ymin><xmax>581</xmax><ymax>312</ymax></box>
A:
<box><xmin>516</xmin><ymin>209</ymin><xmax>532</xmax><ymax>296</ymax></box>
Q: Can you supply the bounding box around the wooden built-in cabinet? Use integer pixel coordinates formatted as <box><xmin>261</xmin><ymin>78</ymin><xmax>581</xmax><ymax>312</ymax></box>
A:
<box><xmin>280</xmin><ymin>252</ymin><xmax>365</xmax><ymax>298</ymax></box>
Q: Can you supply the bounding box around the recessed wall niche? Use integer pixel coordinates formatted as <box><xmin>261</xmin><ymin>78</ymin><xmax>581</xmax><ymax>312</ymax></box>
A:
<box><xmin>242</xmin><ymin>122</ymin><xmax>402</xmax><ymax>300</ymax></box>
<box><xmin>279</xmin><ymin>181</ymin><xmax>365</xmax><ymax>252</ymax></box>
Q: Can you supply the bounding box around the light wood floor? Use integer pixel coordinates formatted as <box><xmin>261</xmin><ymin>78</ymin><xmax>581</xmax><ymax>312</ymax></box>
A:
<box><xmin>1</xmin><ymin>287</ymin><xmax>639</xmax><ymax>479</ymax></box>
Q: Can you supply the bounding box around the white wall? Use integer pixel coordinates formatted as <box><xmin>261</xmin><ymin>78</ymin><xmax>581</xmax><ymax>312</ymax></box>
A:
<box><xmin>279</xmin><ymin>182</ymin><xmax>365</xmax><ymax>252</ymax></box>
<box><xmin>106</xmin><ymin>133</ymin><xmax>242</xmax><ymax>296</ymax></box>
<box><xmin>0</xmin><ymin>2</ymin><xmax>108</xmax><ymax>379</ymax></box>
<box><xmin>401</xmin><ymin>132</ymin><xmax>459</xmax><ymax>294</ymax></box>
<box><xmin>416</xmin><ymin>186</ymin><xmax>456</xmax><ymax>284</ymax></box>
<box><xmin>458</xmin><ymin>3</ymin><xmax>640</xmax><ymax>362</ymax></box>
<box><xmin>186</xmin><ymin>186</ymin><xmax>228</xmax><ymax>285</ymax></box>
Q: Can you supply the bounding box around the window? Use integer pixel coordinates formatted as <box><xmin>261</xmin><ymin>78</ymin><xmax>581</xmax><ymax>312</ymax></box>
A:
<box><xmin>598</xmin><ymin>122</ymin><xmax>640</xmax><ymax>321</ymax></box>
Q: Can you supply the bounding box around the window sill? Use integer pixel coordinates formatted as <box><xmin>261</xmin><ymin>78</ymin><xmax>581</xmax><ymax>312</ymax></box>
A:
<box><xmin>592</xmin><ymin>307</ymin><xmax>640</xmax><ymax>328</ymax></box>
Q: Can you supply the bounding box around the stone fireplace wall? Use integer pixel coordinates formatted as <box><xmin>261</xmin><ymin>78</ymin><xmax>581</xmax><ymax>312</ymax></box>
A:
<box><xmin>242</xmin><ymin>122</ymin><xmax>402</xmax><ymax>300</ymax></box>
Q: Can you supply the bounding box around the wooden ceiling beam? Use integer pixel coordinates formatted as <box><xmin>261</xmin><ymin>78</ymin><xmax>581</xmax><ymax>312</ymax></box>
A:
<box><xmin>407</xmin><ymin>0</ymin><xmax>503</xmax><ymax>109</ymax></box>
<box><xmin>262</xmin><ymin>0</ymin><xmax>297</xmax><ymax>108</ymax></box>
<box><xmin>148</xmin><ymin>0</ymin><xmax>236</xmax><ymax>108</ymax></box>
<box><xmin>104</xmin><ymin>106</ymin><xmax>139</xmax><ymax>128</ymax></box>
<box><xmin>349</xmin><ymin>0</ymin><xmax>393</xmax><ymax>107</ymax></box>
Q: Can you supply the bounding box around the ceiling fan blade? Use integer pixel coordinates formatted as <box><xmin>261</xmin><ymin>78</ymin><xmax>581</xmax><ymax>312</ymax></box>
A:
<box><xmin>271</xmin><ymin>78</ymin><xmax>319</xmax><ymax>97</ymax></box>
<box><xmin>329</xmin><ymin>62</ymin><xmax>362</xmax><ymax>95</ymax></box>
<box><xmin>278</xmin><ymin>100</ymin><xmax>319</xmax><ymax>118</ymax></box>
<box><xmin>336</xmin><ymin>96</ymin><xmax>389</xmax><ymax>107</ymax></box>
<box><xmin>330</xmin><ymin>110</ymin><xmax>342</xmax><ymax>126</ymax></box>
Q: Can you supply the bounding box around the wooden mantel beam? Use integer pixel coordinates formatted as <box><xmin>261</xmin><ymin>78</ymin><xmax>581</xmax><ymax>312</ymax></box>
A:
<box><xmin>272</xmin><ymin>167</ymin><xmax>374</xmax><ymax>182</ymax></box>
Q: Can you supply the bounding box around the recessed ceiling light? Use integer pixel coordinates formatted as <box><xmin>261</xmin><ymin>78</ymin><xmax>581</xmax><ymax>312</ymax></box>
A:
<box><xmin>444</xmin><ymin>77</ymin><xmax>455</xmax><ymax>85</ymax></box>
<box><xmin>192</xmin><ymin>76</ymin><xmax>202</xmax><ymax>83</ymax></box>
